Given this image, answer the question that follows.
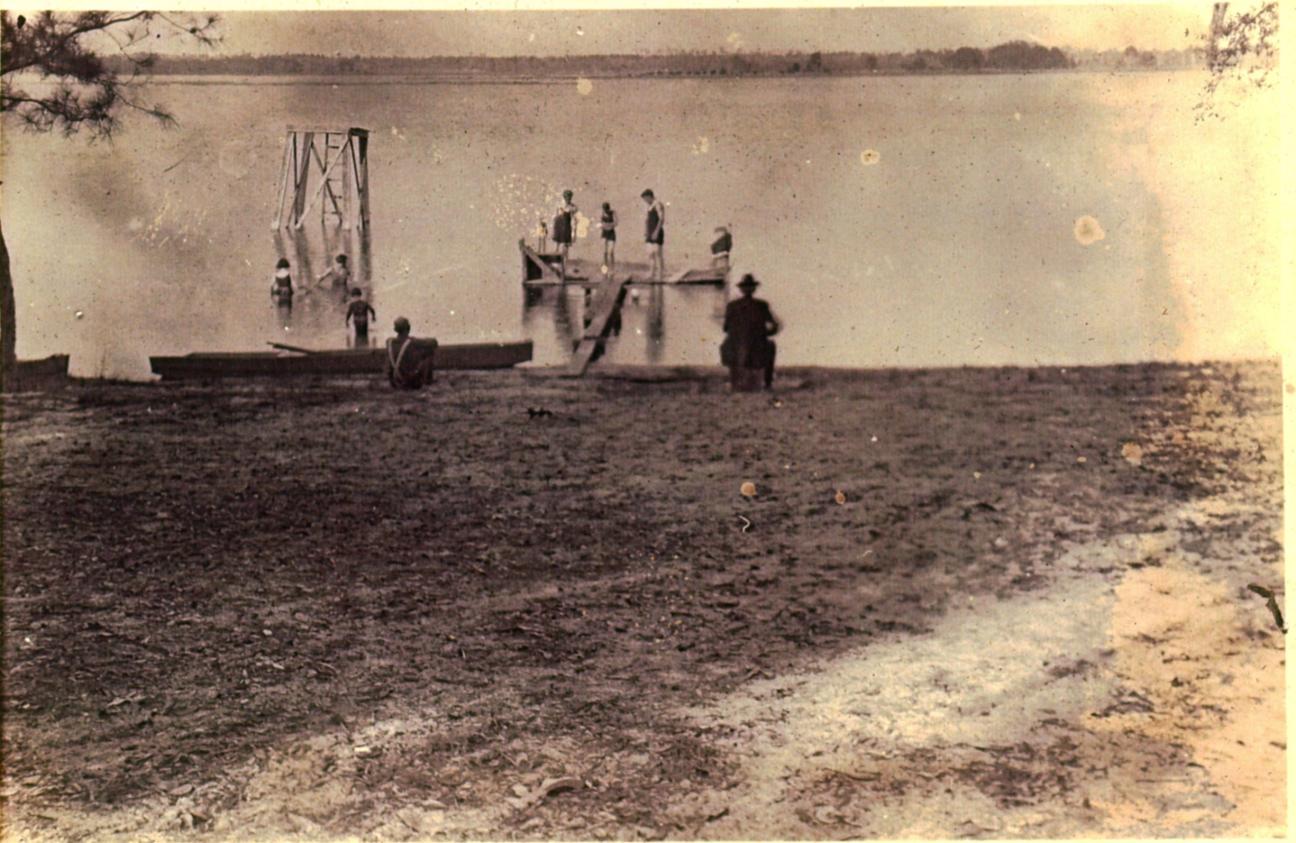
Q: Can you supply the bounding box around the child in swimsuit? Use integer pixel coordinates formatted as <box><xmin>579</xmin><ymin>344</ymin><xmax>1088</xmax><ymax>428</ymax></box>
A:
<box><xmin>271</xmin><ymin>258</ymin><xmax>294</xmax><ymax>325</ymax></box>
<box><xmin>345</xmin><ymin>288</ymin><xmax>376</xmax><ymax>347</ymax></box>
<box><xmin>600</xmin><ymin>202</ymin><xmax>618</xmax><ymax>273</ymax></box>
<box><xmin>318</xmin><ymin>254</ymin><xmax>351</xmax><ymax>302</ymax></box>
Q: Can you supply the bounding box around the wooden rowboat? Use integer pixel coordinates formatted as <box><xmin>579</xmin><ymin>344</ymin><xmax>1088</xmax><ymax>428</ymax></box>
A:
<box><xmin>13</xmin><ymin>354</ymin><xmax>71</xmax><ymax>378</ymax></box>
<box><xmin>149</xmin><ymin>340</ymin><xmax>532</xmax><ymax>381</ymax></box>
<box><xmin>4</xmin><ymin>354</ymin><xmax>71</xmax><ymax>389</ymax></box>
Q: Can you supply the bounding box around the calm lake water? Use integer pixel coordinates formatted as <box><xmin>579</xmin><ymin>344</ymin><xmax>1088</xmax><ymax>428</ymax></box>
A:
<box><xmin>1</xmin><ymin>73</ymin><xmax>1280</xmax><ymax>377</ymax></box>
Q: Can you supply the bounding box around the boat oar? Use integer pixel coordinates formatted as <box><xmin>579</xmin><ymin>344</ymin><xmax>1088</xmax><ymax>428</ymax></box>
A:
<box><xmin>267</xmin><ymin>341</ymin><xmax>319</xmax><ymax>355</ymax></box>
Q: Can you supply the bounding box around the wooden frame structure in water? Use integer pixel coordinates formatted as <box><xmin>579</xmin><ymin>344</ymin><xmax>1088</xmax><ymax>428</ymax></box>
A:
<box><xmin>272</xmin><ymin>127</ymin><xmax>371</xmax><ymax>230</ymax></box>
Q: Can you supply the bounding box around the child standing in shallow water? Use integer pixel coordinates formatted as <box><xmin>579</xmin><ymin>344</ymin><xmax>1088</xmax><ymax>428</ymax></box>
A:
<box><xmin>599</xmin><ymin>202</ymin><xmax>618</xmax><ymax>273</ymax></box>
<box><xmin>345</xmin><ymin>288</ymin><xmax>376</xmax><ymax>347</ymax></box>
<box><xmin>271</xmin><ymin>258</ymin><xmax>294</xmax><ymax>326</ymax></box>
<box><xmin>317</xmin><ymin>254</ymin><xmax>351</xmax><ymax>303</ymax></box>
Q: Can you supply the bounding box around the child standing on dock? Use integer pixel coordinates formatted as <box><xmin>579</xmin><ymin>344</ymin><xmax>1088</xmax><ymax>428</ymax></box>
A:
<box><xmin>641</xmin><ymin>189</ymin><xmax>666</xmax><ymax>282</ymax></box>
<box><xmin>599</xmin><ymin>202</ymin><xmax>618</xmax><ymax>273</ymax></box>
<box><xmin>271</xmin><ymin>258</ymin><xmax>294</xmax><ymax>326</ymax></box>
<box><xmin>552</xmin><ymin>190</ymin><xmax>577</xmax><ymax>281</ymax></box>
<box><xmin>317</xmin><ymin>254</ymin><xmax>351</xmax><ymax>303</ymax></box>
<box><xmin>345</xmin><ymin>288</ymin><xmax>376</xmax><ymax>348</ymax></box>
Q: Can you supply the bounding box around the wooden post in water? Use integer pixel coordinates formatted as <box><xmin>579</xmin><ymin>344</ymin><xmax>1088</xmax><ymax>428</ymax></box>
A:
<box><xmin>272</xmin><ymin>127</ymin><xmax>371</xmax><ymax>230</ymax></box>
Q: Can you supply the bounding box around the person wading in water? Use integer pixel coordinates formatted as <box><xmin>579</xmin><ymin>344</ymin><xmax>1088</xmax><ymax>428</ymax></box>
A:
<box><xmin>271</xmin><ymin>257</ymin><xmax>294</xmax><ymax>327</ymax></box>
<box><xmin>345</xmin><ymin>288</ymin><xmax>376</xmax><ymax>348</ymax></box>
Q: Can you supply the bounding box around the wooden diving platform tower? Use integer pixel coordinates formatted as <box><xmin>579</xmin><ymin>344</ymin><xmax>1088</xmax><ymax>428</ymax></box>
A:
<box><xmin>272</xmin><ymin>127</ymin><xmax>371</xmax><ymax>230</ymax></box>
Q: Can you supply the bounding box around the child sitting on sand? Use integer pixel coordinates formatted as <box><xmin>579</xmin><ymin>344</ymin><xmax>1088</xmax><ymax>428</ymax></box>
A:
<box><xmin>386</xmin><ymin>317</ymin><xmax>436</xmax><ymax>389</ymax></box>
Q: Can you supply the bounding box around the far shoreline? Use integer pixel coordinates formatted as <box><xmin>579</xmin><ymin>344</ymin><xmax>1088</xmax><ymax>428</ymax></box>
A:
<box><xmin>136</xmin><ymin>66</ymin><xmax>1204</xmax><ymax>87</ymax></box>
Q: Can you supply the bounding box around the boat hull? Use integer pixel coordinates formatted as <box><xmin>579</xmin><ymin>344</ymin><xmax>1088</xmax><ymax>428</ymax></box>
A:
<box><xmin>149</xmin><ymin>341</ymin><xmax>532</xmax><ymax>381</ymax></box>
<box><xmin>4</xmin><ymin>354</ymin><xmax>71</xmax><ymax>389</ymax></box>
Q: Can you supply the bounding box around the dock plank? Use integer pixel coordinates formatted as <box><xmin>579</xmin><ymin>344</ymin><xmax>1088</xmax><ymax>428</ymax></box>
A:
<box><xmin>566</xmin><ymin>276</ymin><xmax>630</xmax><ymax>377</ymax></box>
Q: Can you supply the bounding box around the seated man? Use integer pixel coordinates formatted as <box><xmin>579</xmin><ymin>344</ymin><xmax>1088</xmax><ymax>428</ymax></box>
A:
<box><xmin>385</xmin><ymin>317</ymin><xmax>437</xmax><ymax>389</ymax></box>
<box><xmin>721</xmin><ymin>274</ymin><xmax>779</xmax><ymax>391</ymax></box>
<box><xmin>710</xmin><ymin>226</ymin><xmax>733</xmax><ymax>269</ymax></box>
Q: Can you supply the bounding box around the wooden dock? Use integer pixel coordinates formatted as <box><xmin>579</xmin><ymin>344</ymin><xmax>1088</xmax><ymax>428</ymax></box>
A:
<box><xmin>520</xmin><ymin>240</ymin><xmax>592</xmax><ymax>285</ymax></box>
<box><xmin>520</xmin><ymin>240</ymin><xmax>726</xmax><ymax>288</ymax></box>
<box><xmin>566</xmin><ymin>275</ymin><xmax>630</xmax><ymax>377</ymax></box>
<box><xmin>518</xmin><ymin>238</ymin><xmax>729</xmax><ymax>377</ymax></box>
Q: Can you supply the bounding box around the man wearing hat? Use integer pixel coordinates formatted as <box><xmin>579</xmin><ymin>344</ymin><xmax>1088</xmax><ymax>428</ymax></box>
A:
<box><xmin>721</xmin><ymin>274</ymin><xmax>780</xmax><ymax>391</ymax></box>
<box><xmin>385</xmin><ymin>317</ymin><xmax>438</xmax><ymax>390</ymax></box>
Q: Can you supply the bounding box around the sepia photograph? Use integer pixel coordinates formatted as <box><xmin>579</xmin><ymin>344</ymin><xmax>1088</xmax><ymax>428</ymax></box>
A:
<box><xmin>0</xmin><ymin>2</ymin><xmax>1287</xmax><ymax>838</ymax></box>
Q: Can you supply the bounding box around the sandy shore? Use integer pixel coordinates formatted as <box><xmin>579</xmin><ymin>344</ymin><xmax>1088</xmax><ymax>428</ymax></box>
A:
<box><xmin>1</xmin><ymin>361</ymin><xmax>1284</xmax><ymax>839</ymax></box>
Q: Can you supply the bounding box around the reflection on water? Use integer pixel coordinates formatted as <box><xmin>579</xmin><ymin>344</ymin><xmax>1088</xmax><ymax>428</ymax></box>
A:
<box><xmin>522</xmin><ymin>280</ymin><xmax>725</xmax><ymax>366</ymax></box>
<box><xmin>642</xmin><ymin>286</ymin><xmax>665</xmax><ymax>364</ymax></box>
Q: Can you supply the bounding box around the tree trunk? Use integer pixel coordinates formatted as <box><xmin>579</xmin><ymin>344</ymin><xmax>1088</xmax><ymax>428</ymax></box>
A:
<box><xmin>0</xmin><ymin>223</ymin><xmax>15</xmax><ymax>393</ymax></box>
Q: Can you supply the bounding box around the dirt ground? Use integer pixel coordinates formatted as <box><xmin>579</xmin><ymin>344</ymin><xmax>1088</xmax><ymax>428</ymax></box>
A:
<box><xmin>0</xmin><ymin>361</ymin><xmax>1285</xmax><ymax>840</ymax></box>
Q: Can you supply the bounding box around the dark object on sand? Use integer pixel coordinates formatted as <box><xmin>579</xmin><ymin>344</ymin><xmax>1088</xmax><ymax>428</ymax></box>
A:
<box><xmin>149</xmin><ymin>342</ymin><xmax>531</xmax><ymax>380</ymax></box>
<box><xmin>1247</xmin><ymin>583</ymin><xmax>1286</xmax><ymax>632</ymax></box>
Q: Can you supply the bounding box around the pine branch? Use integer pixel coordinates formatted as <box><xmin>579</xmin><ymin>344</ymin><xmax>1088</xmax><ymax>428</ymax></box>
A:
<box><xmin>1</xmin><ymin>10</ymin><xmax>219</xmax><ymax>137</ymax></box>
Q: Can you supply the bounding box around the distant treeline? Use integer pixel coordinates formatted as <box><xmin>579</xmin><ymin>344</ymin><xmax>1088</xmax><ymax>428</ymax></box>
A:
<box><xmin>108</xmin><ymin>41</ymin><xmax>1205</xmax><ymax>78</ymax></box>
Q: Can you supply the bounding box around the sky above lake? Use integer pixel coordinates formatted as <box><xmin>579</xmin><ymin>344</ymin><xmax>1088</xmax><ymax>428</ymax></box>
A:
<box><xmin>129</xmin><ymin>4</ymin><xmax>1211</xmax><ymax>57</ymax></box>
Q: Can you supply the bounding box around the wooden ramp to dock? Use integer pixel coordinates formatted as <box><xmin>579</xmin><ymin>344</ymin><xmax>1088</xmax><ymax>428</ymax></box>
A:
<box><xmin>667</xmin><ymin>265</ymin><xmax>729</xmax><ymax>285</ymax></box>
<box><xmin>616</xmin><ymin>260</ymin><xmax>728</xmax><ymax>286</ymax></box>
<box><xmin>566</xmin><ymin>275</ymin><xmax>630</xmax><ymax>377</ymax></box>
